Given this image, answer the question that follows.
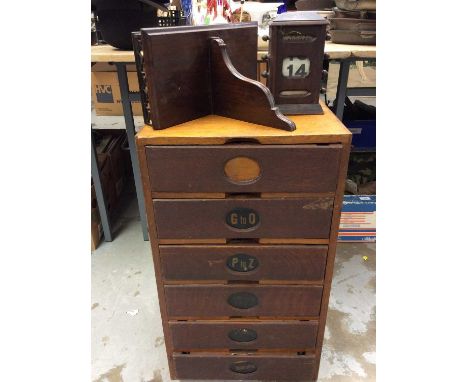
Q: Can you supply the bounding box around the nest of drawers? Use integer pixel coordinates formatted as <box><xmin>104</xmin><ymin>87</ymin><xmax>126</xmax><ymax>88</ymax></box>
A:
<box><xmin>137</xmin><ymin>138</ymin><xmax>348</xmax><ymax>380</ymax></box>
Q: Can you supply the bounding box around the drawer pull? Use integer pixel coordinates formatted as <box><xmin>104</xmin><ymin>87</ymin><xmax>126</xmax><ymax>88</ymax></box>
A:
<box><xmin>227</xmin><ymin>292</ymin><xmax>258</xmax><ymax>309</ymax></box>
<box><xmin>226</xmin><ymin>208</ymin><xmax>260</xmax><ymax>230</ymax></box>
<box><xmin>228</xmin><ymin>328</ymin><xmax>258</xmax><ymax>342</ymax></box>
<box><xmin>224</xmin><ymin>156</ymin><xmax>261</xmax><ymax>184</ymax></box>
<box><xmin>229</xmin><ymin>361</ymin><xmax>257</xmax><ymax>374</ymax></box>
<box><xmin>227</xmin><ymin>254</ymin><xmax>259</xmax><ymax>273</ymax></box>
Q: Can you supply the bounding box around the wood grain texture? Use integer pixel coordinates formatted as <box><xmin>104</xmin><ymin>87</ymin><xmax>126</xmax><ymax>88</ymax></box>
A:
<box><xmin>151</xmin><ymin>192</ymin><xmax>226</xmax><ymax>199</ymax></box>
<box><xmin>159</xmin><ymin>245</ymin><xmax>327</xmax><ymax>282</ymax></box>
<box><xmin>165</xmin><ymin>285</ymin><xmax>323</xmax><ymax>318</ymax></box>
<box><xmin>259</xmin><ymin>238</ymin><xmax>329</xmax><ymax>244</ymax></box>
<box><xmin>169</xmin><ymin>320</ymin><xmax>319</xmax><ymax>351</ymax></box>
<box><xmin>145</xmin><ymin>144</ymin><xmax>342</xmax><ymax>193</ymax></box>
<box><xmin>267</xmin><ymin>15</ymin><xmax>327</xmax><ymax>108</ymax></box>
<box><xmin>173</xmin><ymin>353</ymin><xmax>316</xmax><ymax>380</ymax></box>
<box><xmin>136</xmin><ymin>143</ymin><xmax>177</xmax><ymax>375</ymax></box>
<box><xmin>135</xmin><ymin>102</ymin><xmax>351</xmax><ymax>145</ymax></box>
<box><xmin>224</xmin><ymin>156</ymin><xmax>261</xmax><ymax>183</ymax></box>
<box><xmin>323</xmin><ymin>41</ymin><xmax>377</xmax><ymax>59</ymax></box>
<box><xmin>91</xmin><ymin>42</ymin><xmax>376</xmax><ymax>63</ymax></box>
<box><xmin>158</xmin><ymin>238</ymin><xmax>227</xmax><ymax>245</ymax></box>
<box><xmin>153</xmin><ymin>197</ymin><xmax>334</xmax><ymax>240</ymax></box>
<box><xmin>312</xmin><ymin>140</ymin><xmax>351</xmax><ymax>380</ymax></box>
<box><xmin>134</xmin><ymin>108</ymin><xmax>352</xmax><ymax>381</ymax></box>
<box><xmin>210</xmin><ymin>37</ymin><xmax>295</xmax><ymax>131</ymax></box>
<box><xmin>141</xmin><ymin>24</ymin><xmax>258</xmax><ymax>129</ymax></box>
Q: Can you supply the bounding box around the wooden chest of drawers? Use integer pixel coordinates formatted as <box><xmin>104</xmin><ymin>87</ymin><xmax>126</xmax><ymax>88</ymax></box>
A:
<box><xmin>136</xmin><ymin>105</ymin><xmax>351</xmax><ymax>381</ymax></box>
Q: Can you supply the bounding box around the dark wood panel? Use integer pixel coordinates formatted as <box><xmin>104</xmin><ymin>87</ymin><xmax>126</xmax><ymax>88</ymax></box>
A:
<box><xmin>268</xmin><ymin>16</ymin><xmax>327</xmax><ymax>107</ymax></box>
<box><xmin>146</xmin><ymin>144</ymin><xmax>342</xmax><ymax>193</ymax></box>
<box><xmin>165</xmin><ymin>285</ymin><xmax>323</xmax><ymax>318</ymax></box>
<box><xmin>153</xmin><ymin>197</ymin><xmax>334</xmax><ymax>239</ymax></box>
<box><xmin>312</xmin><ymin>138</ymin><xmax>352</xmax><ymax>380</ymax></box>
<box><xmin>173</xmin><ymin>353</ymin><xmax>316</xmax><ymax>380</ymax></box>
<box><xmin>141</xmin><ymin>24</ymin><xmax>258</xmax><ymax>129</ymax></box>
<box><xmin>169</xmin><ymin>320</ymin><xmax>318</xmax><ymax>351</ymax></box>
<box><xmin>160</xmin><ymin>245</ymin><xmax>327</xmax><ymax>282</ymax></box>
<box><xmin>136</xmin><ymin>138</ymin><xmax>177</xmax><ymax>376</ymax></box>
<box><xmin>210</xmin><ymin>37</ymin><xmax>295</xmax><ymax>131</ymax></box>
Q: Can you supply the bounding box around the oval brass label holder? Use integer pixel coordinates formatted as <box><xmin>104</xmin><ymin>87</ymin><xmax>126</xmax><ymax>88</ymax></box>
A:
<box><xmin>228</xmin><ymin>328</ymin><xmax>258</xmax><ymax>343</ymax></box>
<box><xmin>228</xmin><ymin>292</ymin><xmax>258</xmax><ymax>309</ymax></box>
<box><xmin>224</xmin><ymin>156</ymin><xmax>261</xmax><ymax>185</ymax></box>
<box><xmin>227</xmin><ymin>254</ymin><xmax>259</xmax><ymax>273</ymax></box>
<box><xmin>229</xmin><ymin>361</ymin><xmax>258</xmax><ymax>374</ymax></box>
<box><xmin>226</xmin><ymin>208</ymin><xmax>260</xmax><ymax>230</ymax></box>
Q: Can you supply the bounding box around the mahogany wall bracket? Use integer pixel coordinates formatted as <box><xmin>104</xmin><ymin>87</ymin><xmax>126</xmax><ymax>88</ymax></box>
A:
<box><xmin>210</xmin><ymin>38</ymin><xmax>295</xmax><ymax>132</ymax></box>
<box><xmin>134</xmin><ymin>24</ymin><xmax>295</xmax><ymax>131</ymax></box>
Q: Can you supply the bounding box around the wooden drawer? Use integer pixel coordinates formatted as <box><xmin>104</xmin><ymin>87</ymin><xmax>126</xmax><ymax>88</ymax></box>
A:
<box><xmin>160</xmin><ymin>245</ymin><xmax>328</xmax><ymax>282</ymax></box>
<box><xmin>153</xmin><ymin>197</ymin><xmax>334</xmax><ymax>240</ymax></box>
<box><xmin>173</xmin><ymin>353</ymin><xmax>316</xmax><ymax>380</ymax></box>
<box><xmin>169</xmin><ymin>320</ymin><xmax>318</xmax><ymax>351</ymax></box>
<box><xmin>165</xmin><ymin>285</ymin><xmax>323</xmax><ymax>318</ymax></box>
<box><xmin>146</xmin><ymin>144</ymin><xmax>342</xmax><ymax>193</ymax></box>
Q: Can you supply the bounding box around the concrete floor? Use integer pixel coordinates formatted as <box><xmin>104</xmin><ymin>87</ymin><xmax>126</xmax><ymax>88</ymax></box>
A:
<box><xmin>91</xmin><ymin>192</ymin><xmax>376</xmax><ymax>382</ymax></box>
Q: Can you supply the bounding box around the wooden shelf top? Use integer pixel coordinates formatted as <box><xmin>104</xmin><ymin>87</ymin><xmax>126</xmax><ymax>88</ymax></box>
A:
<box><xmin>91</xmin><ymin>42</ymin><xmax>376</xmax><ymax>63</ymax></box>
<box><xmin>323</xmin><ymin>41</ymin><xmax>376</xmax><ymax>60</ymax></box>
<box><xmin>91</xmin><ymin>44</ymin><xmax>135</xmax><ymax>62</ymax></box>
<box><xmin>136</xmin><ymin>102</ymin><xmax>351</xmax><ymax>145</ymax></box>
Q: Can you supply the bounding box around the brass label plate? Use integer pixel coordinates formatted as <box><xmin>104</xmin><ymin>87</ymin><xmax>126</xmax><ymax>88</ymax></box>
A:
<box><xmin>230</xmin><ymin>361</ymin><xmax>257</xmax><ymax>374</ymax></box>
<box><xmin>226</xmin><ymin>208</ymin><xmax>260</xmax><ymax>230</ymax></box>
<box><xmin>228</xmin><ymin>328</ymin><xmax>258</xmax><ymax>343</ymax></box>
<box><xmin>227</xmin><ymin>254</ymin><xmax>259</xmax><ymax>273</ymax></box>
<box><xmin>228</xmin><ymin>292</ymin><xmax>258</xmax><ymax>309</ymax></box>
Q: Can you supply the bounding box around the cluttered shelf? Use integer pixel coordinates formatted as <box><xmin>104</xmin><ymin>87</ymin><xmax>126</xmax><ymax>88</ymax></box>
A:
<box><xmin>91</xmin><ymin>41</ymin><xmax>376</xmax><ymax>63</ymax></box>
<box><xmin>91</xmin><ymin>10</ymin><xmax>376</xmax><ymax>247</ymax></box>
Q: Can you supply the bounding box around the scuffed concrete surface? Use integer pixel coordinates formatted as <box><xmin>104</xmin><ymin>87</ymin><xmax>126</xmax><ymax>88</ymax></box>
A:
<box><xmin>91</xmin><ymin>196</ymin><xmax>170</xmax><ymax>382</ymax></box>
<box><xmin>318</xmin><ymin>243</ymin><xmax>376</xmax><ymax>381</ymax></box>
<box><xmin>92</xmin><ymin>195</ymin><xmax>376</xmax><ymax>382</ymax></box>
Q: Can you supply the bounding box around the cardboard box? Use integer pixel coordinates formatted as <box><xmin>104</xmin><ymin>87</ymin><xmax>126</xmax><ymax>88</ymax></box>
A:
<box><xmin>91</xmin><ymin>131</ymin><xmax>132</xmax><ymax>250</ymax></box>
<box><xmin>91</xmin><ymin>155</ymin><xmax>117</xmax><ymax>251</ymax></box>
<box><xmin>91</xmin><ymin>185</ymin><xmax>103</xmax><ymax>251</ymax></box>
<box><xmin>91</xmin><ymin>157</ymin><xmax>115</xmax><ymax>252</ymax></box>
<box><xmin>338</xmin><ymin>195</ymin><xmax>376</xmax><ymax>242</ymax></box>
<box><xmin>91</xmin><ymin>61</ymin><xmax>265</xmax><ymax>116</ymax></box>
<box><xmin>91</xmin><ymin>157</ymin><xmax>114</xmax><ymax>252</ymax></box>
<box><xmin>97</xmin><ymin>133</ymin><xmax>129</xmax><ymax>200</ymax></box>
<box><xmin>98</xmin><ymin>154</ymin><xmax>118</xmax><ymax>211</ymax></box>
<box><xmin>91</xmin><ymin>63</ymin><xmax>142</xmax><ymax>116</ymax></box>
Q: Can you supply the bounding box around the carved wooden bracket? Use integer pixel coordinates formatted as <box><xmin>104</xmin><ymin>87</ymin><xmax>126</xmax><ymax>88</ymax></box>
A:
<box><xmin>210</xmin><ymin>38</ymin><xmax>296</xmax><ymax>132</ymax></box>
<box><xmin>136</xmin><ymin>24</ymin><xmax>296</xmax><ymax>131</ymax></box>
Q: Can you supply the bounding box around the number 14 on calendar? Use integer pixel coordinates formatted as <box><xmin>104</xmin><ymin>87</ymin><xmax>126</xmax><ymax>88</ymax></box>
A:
<box><xmin>282</xmin><ymin>57</ymin><xmax>311</xmax><ymax>78</ymax></box>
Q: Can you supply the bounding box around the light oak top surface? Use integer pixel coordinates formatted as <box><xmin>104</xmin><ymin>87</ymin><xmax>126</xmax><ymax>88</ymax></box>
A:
<box><xmin>91</xmin><ymin>42</ymin><xmax>376</xmax><ymax>63</ymax></box>
<box><xmin>136</xmin><ymin>102</ymin><xmax>351</xmax><ymax>145</ymax></box>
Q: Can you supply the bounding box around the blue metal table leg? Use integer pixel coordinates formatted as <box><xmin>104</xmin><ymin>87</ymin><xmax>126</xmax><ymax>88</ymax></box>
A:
<box><xmin>91</xmin><ymin>132</ymin><xmax>112</xmax><ymax>242</ymax></box>
<box><xmin>115</xmin><ymin>63</ymin><xmax>149</xmax><ymax>241</ymax></box>
<box><xmin>334</xmin><ymin>58</ymin><xmax>352</xmax><ymax>120</ymax></box>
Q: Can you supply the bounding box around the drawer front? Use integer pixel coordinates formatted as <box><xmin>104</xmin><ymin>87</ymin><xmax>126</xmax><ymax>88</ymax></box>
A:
<box><xmin>169</xmin><ymin>321</ymin><xmax>318</xmax><ymax>350</ymax></box>
<box><xmin>160</xmin><ymin>245</ymin><xmax>327</xmax><ymax>282</ymax></box>
<box><xmin>153</xmin><ymin>197</ymin><xmax>334</xmax><ymax>239</ymax></box>
<box><xmin>146</xmin><ymin>144</ymin><xmax>342</xmax><ymax>193</ymax></box>
<box><xmin>173</xmin><ymin>353</ymin><xmax>316</xmax><ymax>380</ymax></box>
<box><xmin>165</xmin><ymin>285</ymin><xmax>323</xmax><ymax>318</ymax></box>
